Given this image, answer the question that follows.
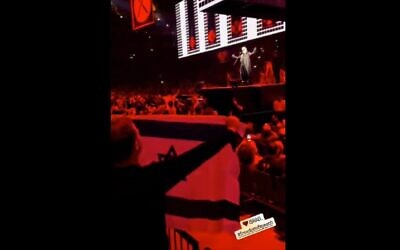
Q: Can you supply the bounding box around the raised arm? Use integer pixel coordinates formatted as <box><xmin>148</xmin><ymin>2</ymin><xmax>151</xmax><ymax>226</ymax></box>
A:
<box><xmin>232</xmin><ymin>54</ymin><xmax>239</xmax><ymax>59</ymax></box>
<box><xmin>249</xmin><ymin>47</ymin><xmax>257</xmax><ymax>56</ymax></box>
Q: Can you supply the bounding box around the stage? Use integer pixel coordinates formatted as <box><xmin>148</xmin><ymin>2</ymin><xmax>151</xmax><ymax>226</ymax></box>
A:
<box><xmin>198</xmin><ymin>83</ymin><xmax>285</xmax><ymax>116</ymax></box>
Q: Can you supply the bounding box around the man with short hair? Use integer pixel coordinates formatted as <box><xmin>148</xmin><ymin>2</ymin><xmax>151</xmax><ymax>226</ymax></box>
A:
<box><xmin>111</xmin><ymin>115</ymin><xmax>241</xmax><ymax>249</ymax></box>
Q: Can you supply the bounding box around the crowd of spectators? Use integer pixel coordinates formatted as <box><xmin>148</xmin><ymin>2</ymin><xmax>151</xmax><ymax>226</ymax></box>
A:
<box><xmin>238</xmin><ymin>113</ymin><xmax>286</xmax><ymax>178</ymax></box>
<box><xmin>111</xmin><ymin>85</ymin><xmax>219</xmax><ymax>116</ymax></box>
<box><xmin>112</xmin><ymin>84</ymin><xmax>286</xmax><ymax>178</ymax></box>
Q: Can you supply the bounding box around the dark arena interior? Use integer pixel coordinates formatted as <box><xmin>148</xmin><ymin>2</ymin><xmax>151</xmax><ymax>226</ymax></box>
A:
<box><xmin>111</xmin><ymin>0</ymin><xmax>286</xmax><ymax>249</ymax></box>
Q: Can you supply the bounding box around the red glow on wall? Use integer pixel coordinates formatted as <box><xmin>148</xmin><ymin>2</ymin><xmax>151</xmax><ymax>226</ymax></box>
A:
<box><xmin>208</xmin><ymin>29</ymin><xmax>216</xmax><ymax>44</ymax></box>
<box><xmin>217</xmin><ymin>51</ymin><xmax>229</xmax><ymax>63</ymax></box>
<box><xmin>231</xmin><ymin>20</ymin><xmax>243</xmax><ymax>37</ymax></box>
<box><xmin>131</xmin><ymin>0</ymin><xmax>154</xmax><ymax>31</ymax></box>
<box><xmin>262</xmin><ymin>19</ymin><xmax>274</xmax><ymax>28</ymax></box>
<box><xmin>189</xmin><ymin>36</ymin><xmax>196</xmax><ymax>49</ymax></box>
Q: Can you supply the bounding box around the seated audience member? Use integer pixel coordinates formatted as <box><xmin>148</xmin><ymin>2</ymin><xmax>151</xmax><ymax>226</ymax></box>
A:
<box><xmin>111</xmin><ymin>101</ymin><xmax>125</xmax><ymax>115</ymax></box>
<box><xmin>111</xmin><ymin>115</ymin><xmax>241</xmax><ymax>249</ymax></box>
<box><xmin>275</xmin><ymin>118</ymin><xmax>285</xmax><ymax>139</ymax></box>
<box><xmin>237</xmin><ymin>140</ymin><xmax>263</xmax><ymax>172</ymax></box>
<box><xmin>258</xmin><ymin>140</ymin><xmax>286</xmax><ymax>177</ymax></box>
<box><xmin>270</xmin><ymin>114</ymin><xmax>281</xmax><ymax>132</ymax></box>
<box><xmin>126</xmin><ymin>106</ymin><xmax>136</xmax><ymax>116</ymax></box>
<box><xmin>273</xmin><ymin>96</ymin><xmax>286</xmax><ymax>114</ymax></box>
<box><xmin>278</xmin><ymin>127</ymin><xmax>285</xmax><ymax>139</ymax></box>
<box><xmin>236</xmin><ymin>140</ymin><xmax>263</xmax><ymax>194</ymax></box>
<box><xmin>252</xmin><ymin>123</ymin><xmax>280</xmax><ymax>156</ymax></box>
<box><xmin>166</xmin><ymin>100</ymin><xmax>177</xmax><ymax>114</ymax></box>
<box><xmin>116</xmin><ymin>97</ymin><xmax>127</xmax><ymax>110</ymax></box>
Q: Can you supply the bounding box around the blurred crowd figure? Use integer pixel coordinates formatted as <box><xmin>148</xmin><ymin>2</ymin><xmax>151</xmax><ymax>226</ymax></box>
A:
<box><xmin>111</xmin><ymin>86</ymin><xmax>218</xmax><ymax>116</ymax></box>
<box><xmin>259</xmin><ymin>61</ymin><xmax>286</xmax><ymax>84</ymax></box>
<box><xmin>111</xmin><ymin>84</ymin><xmax>285</xmax><ymax>118</ymax></box>
<box><xmin>111</xmin><ymin>84</ymin><xmax>286</xmax><ymax>180</ymax></box>
<box><xmin>260</xmin><ymin>61</ymin><xmax>276</xmax><ymax>84</ymax></box>
<box><xmin>273</xmin><ymin>96</ymin><xmax>286</xmax><ymax>114</ymax></box>
<box><xmin>237</xmin><ymin>114</ymin><xmax>286</xmax><ymax>179</ymax></box>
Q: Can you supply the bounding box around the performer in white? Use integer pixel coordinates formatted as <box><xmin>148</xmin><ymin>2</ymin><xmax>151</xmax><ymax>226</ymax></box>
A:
<box><xmin>232</xmin><ymin>46</ymin><xmax>257</xmax><ymax>84</ymax></box>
